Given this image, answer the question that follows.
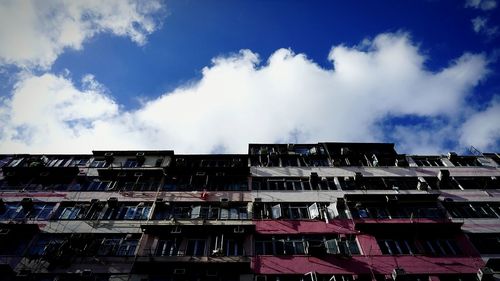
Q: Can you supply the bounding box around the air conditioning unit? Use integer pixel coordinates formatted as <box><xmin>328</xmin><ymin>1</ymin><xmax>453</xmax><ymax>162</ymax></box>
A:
<box><xmin>386</xmin><ymin>195</ymin><xmax>399</xmax><ymax>203</ymax></box>
<box><xmin>392</xmin><ymin>268</ymin><xmax>407</xmax><ymax>281</ymax></box>
<box><xmin>477</xmin><ymin>267</ymin><xmax>494</xmax><ymax>281</ymax></box>
<box><xmin>354</xmin><ymin>172</ymin><xmax>363</xmax><ymax>183</ymax></box>
<box><xmin>176</xmin><ymin>158</ymin><xmax>186</xmax><ymax>166</ymax></box>
<box><xmin>254</xmin><ymin>197</ymin><xmax>262</xmax><ymax>202</ymax></box>
<box><xmin>310</xmin><ymin>172</ymin><xmax>319</xmax><ymax>184</ymax></box>
<box><xmin>171</xmin><ymin>226</ymin><xmax>182</xmax><ymax>234</ymax></box>
<box><xmin>438</xmin><ymin>170</ymin><xmax>450</xmax><ymax>181</ymax></box>
<box><xmin>17</xmin><ymin>269</ymin><xmax>31</xmax><ymax>278</ymax></box>
<box><xmin>21</xmin><ymin>198</ymin><xmax>33</xmax><ymax>209</ymax></box>
<box><xmin>395</xmin><ymin>155</ymin><xmax>409</xmax><ymax>167</ymax></box>
<box><xmin>80</xmin><ymin>269</ymin><xmax>93</xmax><ymax>278</ymax></box>
<box><xmin>104</xmin><ymin>152</ymin><xmax>114</xmax><ymax>162</ymax></box>
<box><xmin>448</xmin><ymin>152</ymin><xmax>458</xmax><ymax>160</ymax></box>
<box><xmin>107</xmin><ymin>197</ymin><xmax>118</xmax><ymax>207</ymax></box>
<box><xmin>173</xmin><ymin>268</ymin><xmax>186</xmax><ymax>275</ymax></box>
<box><xmin>220</xmin><ymin>198</ymin><xmax>230</xmax><ymax>207</ymax></box>
<box><xmin>233</xmin><ymin>226</ymin><xmax>245</xmax><ymax>233</ymax></box>
<box><xmin>417</xmin><ymin>181</ymin><xmax>429</xmax><ymax>191</ymax></box>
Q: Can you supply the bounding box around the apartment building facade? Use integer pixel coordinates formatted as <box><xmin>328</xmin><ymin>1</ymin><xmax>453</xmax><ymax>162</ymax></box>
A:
<box><xmin>0</xmin><ymin>142</ymin><xmax>499</xmax><ymax>281</ymax></box>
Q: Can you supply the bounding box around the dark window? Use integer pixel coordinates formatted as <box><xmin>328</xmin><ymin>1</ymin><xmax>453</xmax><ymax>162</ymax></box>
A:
<box><xmin>156</xmin><ymin>239</ymin><xmax>179</xmax><ymax>256</ymax></box>
<box><xmin>186</xmin><ymin>239</ymin><xmax>206</xmax><ymax>256</ymax></box>
<box><xmin>412</xmin><ymin>156</ymin><xmax>444</xmax><ymax>167</ymax></box>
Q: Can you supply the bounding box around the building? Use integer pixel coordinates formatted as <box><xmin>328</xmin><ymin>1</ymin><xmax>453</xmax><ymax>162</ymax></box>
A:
<box><xmin>0</xmin><ymin>142</ymin><xmax>500</xmax><ymax>281</ymax></box>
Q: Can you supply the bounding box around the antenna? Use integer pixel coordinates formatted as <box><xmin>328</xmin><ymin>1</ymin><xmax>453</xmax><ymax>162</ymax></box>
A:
<box><xmin>469</xmin><ymin>145</ymin><xmax>483</xmax><ymax>156</ymax></box>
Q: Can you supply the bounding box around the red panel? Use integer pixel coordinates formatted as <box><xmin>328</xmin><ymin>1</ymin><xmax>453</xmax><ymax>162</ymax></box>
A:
<box><xmin>252</xmin><ymin>256</ymin><xmax>485</xmax><ymax>275</ymax></box>
<box><xmin>254</xmin><ymin>220</ymin><xmax>356</xmax><ymax>234</ymax></box>
<box><xmin>356</xmin><ymin>234</ymin><xmax>382</xmax><ymax>255</ymax></box>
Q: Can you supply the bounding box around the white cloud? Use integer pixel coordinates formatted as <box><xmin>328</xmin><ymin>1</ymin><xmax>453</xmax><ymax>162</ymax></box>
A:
<box><xmin>0</xmin><ymin>32</ymin><xmax>496</xmax><ymax>154</ymax></box>
<box><xmin>0</xmin><ymin>0</ymin><xmax>165</xmax><ymax>69</ymax></box>
<box><xmin>472</xmin><ymin>16</ymin><xmax>499</xmax><ymax>38</ymax></box>
<box><xmin>460</xmin><ymin>98</ymin><xmax>500</xmax><ymax>151</ymax></box>
<box><xmin>465</xmin><ymin>0</ymin><xmax>497</xmax><ymax>10</ymax></box>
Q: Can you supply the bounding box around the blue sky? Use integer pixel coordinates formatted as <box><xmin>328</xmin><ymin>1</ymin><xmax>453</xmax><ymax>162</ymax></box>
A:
<box><xmin>0</xmin><ymin>0</ymin><xmax>499</xmax><ymax>154</ymax></box>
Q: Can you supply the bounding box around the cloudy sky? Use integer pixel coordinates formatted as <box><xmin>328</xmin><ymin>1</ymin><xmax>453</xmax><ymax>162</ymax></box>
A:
<box><xmin>0</xmin><ymin>0</ymin><xmax>499</xmax><ymax>154</ymax></box>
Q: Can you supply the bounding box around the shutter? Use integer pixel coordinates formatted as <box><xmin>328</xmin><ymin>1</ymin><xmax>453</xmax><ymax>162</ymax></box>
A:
<box><xmin>325</xmin><ymin>239</ymin><xmax>339</xmax><ymax>254</ymax></box>
<box><xmin>191</xmin><ymin>205</ymin><xmax>201</xmax><ymax>219</ymax></box>
<box><xmin>309</xmin><ymin>203</ymin><xmax>320</xmax><ymax>219</ymax></box>
<box><xmin>271</xmin><ymin>204</ymin><xmax>282</xmax><ymax>219</ymax></box>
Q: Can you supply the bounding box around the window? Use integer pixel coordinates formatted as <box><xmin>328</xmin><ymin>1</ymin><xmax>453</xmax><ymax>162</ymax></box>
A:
<box><xmin>123</xmin><ymin>205</ymin><xmax>151</xmax><ymax>220</ymax></box>
<box><xmin>0</xmin><ymin>203</ymin><xmax>54</xmax><ymax>220</ymax></box>
<box><xmin>271</xmin><ymin>204</ymin><xmax>282</xmax><ymax>219</ymax></box>
<box><xmin>98</xmin><ymin>238</ymin><xmax>121</xmax><ymax>256</ymax></box>
<box><xmin>123</xmin><ymin>159</ymin><xmax>140</xmax><ymax>168</ymax></box>
<box><xmin>255</xmin><ymin>240</ymin><xmax>273</xmax><ymax>255</ymax></box>
<box><xmin>97</xmin><ymin>237</ymin><xmax>138</xmax><ymax>256</ymax></box>
<box><xmin>259</xmin><ymin>202</ymin><xmax>328</xmax><ymax>220</ymax></box>
<box><xmin>445</xmin><ymin>202</ymin><xmax>500</xmax><ymax>219</ymax></box>
<box><xmin>116</xmin><ymin>240</ymin><xmax>138</xmax><ymax>256</ymax></box>
<box><xmin>453</xmin><ymin>177</ymin><xmax>500</xmax><ymax>190</ymax></box>
<box><xmin>59</xmin><ymin>206</ymin><xmax>82</xmax><ymax>219</ymax></box>
<box><xmin>450</xmin><ymin>157</ymin><xmax>482</xmax><ymax>167</ymax></box>
<box><xmin>90</xmin><ymin>159</ymin><xmax>108</xmax><ymax>168</ymax></box>
<box><xmin>412</xmin><ymin>156</ymin><xmax>444</xmax><ymax>167</ymax></box>
<box><xmin>325</xmin><ymin>238</ymin><xmax>359</xmax><ymax>255</ymax></box>
<box><xmin>308</xmin><ymin>203</ymin><xmax>320</xmax><ymax>219</ymax></box>
<box><xmin>468</xmin><ymin>233</ymin><xmax>500</xmax><ymax>254</ymax></box>
<box><xmin>382</xmin><ymin>177</ymin><xmax>419</xmax><ymax>190</ymax></box>
<box><xmin>46</xmin><ymin>158</ymin><xmax>71</xmax><ymax>167</ymax></box>
<box><xmin>0</xmin><ymin>156</ymin><xmax>13</xmax><ymax>168</ymax></box>
<box><xmin>7</xmin><ymin>158</ymin><xmax>25</xmax><ymax>167</ymax></box>
<box><xmin>172</xmin><ymin>206</ymin><xmax>191</xmax><ymax>219</ymax></box>
<box><xmin>0</xmin><ymin>204</ymin><xmax>23</xmax><ymax>220</ymax></box>
<box><xmin>337</xmin><ymin>177</ymin><xmax>357</xmax><ymax>190</ymax></box>
<box><xmin>70</xmin><ymin>158</ymin><xmax>89</xmax><ymax>166</ymax></box>
<box><xmin>422</xmin><ymin>239</ymin><xmax>462</xmax><ymax>256</ymax></box>
<box><xmin>186</xmin><ymin>239</ymin><xmax>206</xmax><ymax>256</ymax></box>
<box><xmin>156</xmin><ymin>239</ymin><xmax>179</xmax><ymax>256</ymax></box>
<box><xmin>99</xmin><ymin>206</ymin><xmax>119</xmax><ymax>220</ymax></box>
<box><xmin>30</xmin><ymin>204</ymin><xmax>54</xmax><ymax>220</ymax></box>
<box><xmin>378</xmin><ymin>239</ymin><xmax>418</xmax><ymax>255</ymax></box>
<box><xmin>278</xmin><ymin>239</ymin><xmax>305</xmax><ymax>255</ymax></box>
<box><xmin>289</xmin><ymin>205</ymin><xmax>309</xmax><ymax>219</ymax></box>
<box><xmin>86</xmin><ymin>179</ymin><xmax>115</xmax><ymax>191</ymax></box>
<box><xmin>255</xmin><ymin>236</ymin><xmax>360</xmax><ymax>256</ymax></box>
<box><xmin>29</xmin><ymin>236</ymin><xmax>64</xmax><ymax>256</ymax></box>
<box><xmin>225</xmin><ymin>239</ymin><xmax>244</xmax><ymax>256</ymax></box>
